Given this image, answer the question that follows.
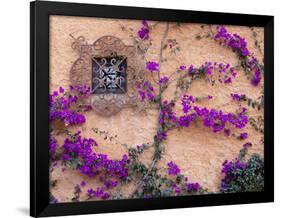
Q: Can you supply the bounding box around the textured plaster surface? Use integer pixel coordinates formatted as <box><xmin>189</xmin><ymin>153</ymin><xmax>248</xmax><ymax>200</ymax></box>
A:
<box><xmin>49</xmin><ymin>15</ymin><xmax>264</xmax><ymax>202</ymax></box>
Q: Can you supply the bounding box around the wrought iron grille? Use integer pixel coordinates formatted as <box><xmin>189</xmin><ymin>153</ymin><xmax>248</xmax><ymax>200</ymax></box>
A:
<box><xmin>92</xmin><ymin>56</ymin><xmax>127</xmax><ymax>94</ymax></box>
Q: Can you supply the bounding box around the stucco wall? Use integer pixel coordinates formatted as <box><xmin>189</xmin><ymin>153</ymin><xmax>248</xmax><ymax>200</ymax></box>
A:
<box><xmin>49</xmin><ymin>15</ymin><xmax>264</xmax><ymax>202</ymax></box>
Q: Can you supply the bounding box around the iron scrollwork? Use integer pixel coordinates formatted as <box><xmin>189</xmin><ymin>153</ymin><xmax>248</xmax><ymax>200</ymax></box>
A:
<box><xmin>92</xmin><ymin>56</ymin><xmax>127</xmax><ymax>94</ymax></box>
<box><xmin>70</xmin><ymin>35</ymin><xmax>145</xmax><ymax>116</ymax></box>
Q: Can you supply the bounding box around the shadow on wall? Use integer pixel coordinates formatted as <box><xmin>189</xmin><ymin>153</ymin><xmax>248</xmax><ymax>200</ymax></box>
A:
<box><xmin>17</xmin><ymin>207</ymin><xmax>29</xmax><ymax>215</ymax></box>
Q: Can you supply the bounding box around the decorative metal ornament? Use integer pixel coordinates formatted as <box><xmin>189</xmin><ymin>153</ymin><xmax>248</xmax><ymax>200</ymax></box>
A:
<box><xmin>92</xmin><ymin>56</ymin><xmax>127</xmax><ymax>94</ymax></box>
<box><xmin>70</xmin><ymin>35</ymin><xmax>145</xmax><ymax>116</ymax></box>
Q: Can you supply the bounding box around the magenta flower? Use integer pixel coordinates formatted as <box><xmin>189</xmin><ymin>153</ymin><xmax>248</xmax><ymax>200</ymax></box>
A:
<box><xmin>239</xmin><ymin>132</ymin><xmax>248</xmax><ymax>140</ymax></box>
<box><xmin>231</xmin><ymin>93</ymin><xmax>246</xmax><ymax>101</ymax></box>
<box><xmin>180</xmin><ymin>95</ymin><xmax>249</xmax><ymax>133</ymax></box>
<box><xmin>80</xmin><ymin>181</ymin><xmax>86</xmax><ymax>187</ymax></box>
<box><xmin>146</xmin><ymin>61</ymin><xmax>159</xmax><ymax>72</ymax></box>
<box><xmin>159</xmin><ymin>100</ymin><xmax>177</xmax><ymax>126</ymax></box>
<box><xmin>59</xmin><ymin>86</ymin><xmax>64</xmax><ymax>93</ymax></box>
<box><xmin>251</xmin><ymin>69</ymin><xmax>262</xmax><ymax>86</ymax></box>
<box><xmin>138</xmin><ymin>20</ymin><xmax>149</xmax><ymax>40</ymax></box>
<box><xmin>49</xmin><ymin>85</ymin><xmax>91</xmax><ymax>126</ymax></box>
<box><xmin>49</xmin><ymin>137</ymin><xmax>57</xmax><ymax>160</ymax></box>
<box><xmin>138</xmin><ymin>27</ymin><xmax>149</xmax><ymax>40</ymax></box>
<box><xmin>214</xmin><ymin>26</ymin><xmax>263</xmax><ymax>86</ymax></box>
<box><xmin>243</xmin><ymin>142</ymin><xmax>252</xmax><ymax>149</ymax></box>
<box><xmin>142</xmin><ymin>20</ymin><xmax>148</xmax><ymax>26</ymax></box>
<box><xmin>172</xmin><ymin>183</ymin><xmax>181</xmax><ymax>195</ymax></box>
<box><xmin>187</xmin><ymin>65</ymin><xmax>194</xmax><ymax>74</ymax></box>
<box><xmin>104</xmin><ymin>180</ymin><xmax>118</xmax><ymax>189</ymax></box>
<box><xmin>102</xmin><ymin>192</ymin><xmax>110</xmax><ymax>200</ymax></box>
<box><xmin>186</xmin><ymin>182</ymin><xmax>201</xmax><ymax>192</ymax></box>
<box><xmin>179</xmin><ymin>65</ymin><xmax>186</xmax><ymax>70</ymax></box>
<box><xmin>61</xmin><ymin>131</ymin><xmax>129</xmax><ymax>182</ymax></box>
<box><xmin>156</xmin><ymin>130</ymin><xmax>167</xmax><ymax>141</ymax></box>
<box><xmin>136</xmin><ymin>80</ymin><xmax>156</xmax><ymax>102</ymax></box>
<box><xmin>224</xmin><ymin>77</ymin><xmax>232</xmax><ymax>84</ymax></box>
<box><xmin>181</xmin><ymin>95</ymin><xmax>194</xmax><ymax>113</ymax></box>
<box><xmin>87</xmin><ymin>189</ymin><xmax>95</xmax><ymax>198</ymax></box>
<box><xmin>159</xmin><ymin>76</ymin><xmax>169</xmax><ymax>85</ymax></box>
<box><xmin>167</xmin><ymin>161</ymin><xmax>180</xmax><ymax>175</ymax></box>
<box><xmin>214</xmin><ymin>26</ymin><xmax>250</xmax><ymax>57</ymax></box>
<box><xmin>185</xmin><ymin>62</ymin><xmax>237</xmax><ymax>83</ymax></box>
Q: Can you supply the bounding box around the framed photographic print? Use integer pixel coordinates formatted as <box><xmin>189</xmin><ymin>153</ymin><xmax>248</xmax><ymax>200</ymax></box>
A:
<box><xmin>30</xmin><ymin>1</ymin><xmax>274</xmax><ymax>217</ymax></box>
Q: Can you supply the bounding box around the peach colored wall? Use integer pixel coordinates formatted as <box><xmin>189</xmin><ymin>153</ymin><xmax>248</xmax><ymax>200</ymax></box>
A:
<box><xmin>49</xmin><ymin>15</ymin><xmax>264</xmax><ymax>202</ymax></box>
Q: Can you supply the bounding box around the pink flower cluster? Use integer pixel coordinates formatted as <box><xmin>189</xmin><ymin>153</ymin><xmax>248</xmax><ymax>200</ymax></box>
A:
<box><xmin>167</xmin><ymin>162</ymin><xmax>202</xmax><ymax>195</ymax></box>
<box><xmin>186</xmin><ymin>62</ymin><xmax>237</xmax><ymax>84</ymax></box>
<box><xmin>61</xmin><ymin>131</ymin><xmax>130</xmax><ymax>181</ymax></box>
<box><xmin>156</xmin><ymin>95</ymin><xmax>249</xmax><ymax>141</ymax></box>
<box><xmin>136</xmin><ymin>80</ymin><xmax>156</xmax><ymax>102</ymax></box>
<box><xmin>138</xmin><ymin>20</ymin><xmax>149</xmax><ymax>40</ymax></box>
<box><xmin>214</xmin><ymin>26</ymin><xmax>262</xmax><ymax>86</ymax></box>
<box><xmin>49</xmin><ymin>85</ymin><xmax>92</xmax><ymax>126</ymax></box>
<box><xmin>214</xmin><ymin>26</ymin><xmax>250</xmax><ymax>56</ymax></box>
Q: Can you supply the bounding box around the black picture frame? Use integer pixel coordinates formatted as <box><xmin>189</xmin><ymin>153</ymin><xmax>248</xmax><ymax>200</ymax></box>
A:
<box><xmin>30</xmin><ymin>1</ymin><xmax>274</xmax><ymax>217</ymax></box>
